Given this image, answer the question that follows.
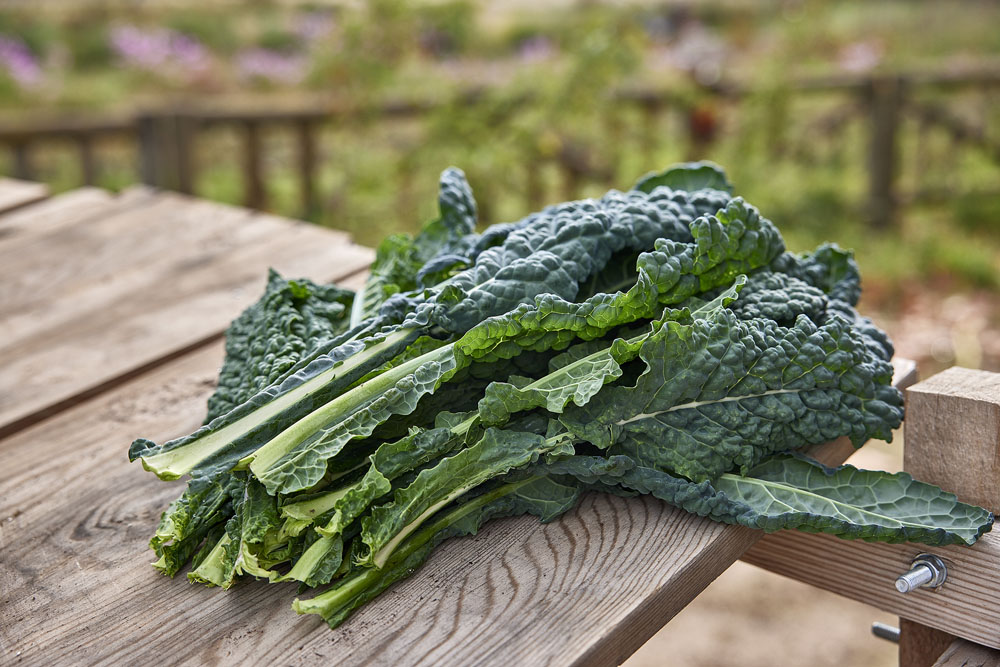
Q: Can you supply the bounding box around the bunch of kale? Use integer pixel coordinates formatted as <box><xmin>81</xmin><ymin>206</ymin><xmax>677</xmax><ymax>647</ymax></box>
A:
<box><xmin>129</xmin><ymin>163</ymin><xmax>992</xmax><ymax>627</ymax></box>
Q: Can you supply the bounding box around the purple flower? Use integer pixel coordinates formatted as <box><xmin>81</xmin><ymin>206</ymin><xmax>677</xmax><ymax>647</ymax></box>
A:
<box><xmin>0</xmin><ymin>36</ymin><xmax>42</xmax><ymax>88</ymax></box>
<box><xmin>517</xmin><ymin>35</ymin><xmax>555</xmax><ymax>63</ymax></box>
<box><xmin>110</xmin><ymin>25</ymin><xmax>170</xmax><ymax>68</ymax></box>
<box><xmin>169</xmin><ymin>33</ymin><xmax>211</xmax><ymax>72</ymax></box>
<box><xmin>109</xmin><ymin>24</ymin><xmax>210</xmax><ymax>76</ymax></box>
<box><xmin>839</xmin><ymin>41</ymin><xmax>883</xmax><ymax>73</ymax></box>
<box><xmin>236</xmin><ymin>48</ymin><xmax>308</xmax><ymax>85</ymax></box>
<box><xmin>294</xmin><ymin>12</ymin><xmax>336</xmax><ymax>44</ymax></box>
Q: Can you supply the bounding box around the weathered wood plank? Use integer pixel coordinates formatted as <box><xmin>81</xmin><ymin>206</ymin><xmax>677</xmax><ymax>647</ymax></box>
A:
<box><xmin>0</xmin><ymin>190</ymin><xmax>373</xmax><ymax>438</ymax></box>
<box><xmin>0</xmin><ymin>353</ymin><xmax>916</xmax><ymax>666</ymax></box>
<box><xmin>904</xmin><ymin>367</ymin><xmax>1000</xmax><ymax>514</ymax></box>
<box><xmin>741</xmin><ymin>530</ymin><xmax>1000</xmax><ymax>651</ymax></box>
<box><xmin>933</xmin><ymin>638</ymin><xmax>1000</xmax><ymax>667</ymax></box>
<box><xmin>899</xmin><ymin>366</ymin><xmax>1000</xmax><ymax>666</ymax></box>
<box><xmin>0</xmin><ymin>177</ymin><xmax>47</xmax><ymax>215</ymax></box>
<box><xmin>902</xmin><ymin>620</ymin><xmax>957</xmax><ymax>667</ymax></box>
<box><xmin>0</xmin><ymin>186</ymin><xmax>153</xmax><ymax>243</ymax></box>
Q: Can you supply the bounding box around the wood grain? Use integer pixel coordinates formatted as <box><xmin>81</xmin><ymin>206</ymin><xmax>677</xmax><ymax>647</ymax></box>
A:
<box><xmin>0</xmin><ymin>350</ymin><xmax>917</xmax><ymax>666</ymax></box>
<box><xmin>901</xmin><ymin>619</ymin><xmax>956</xmax><ymax>667</ymax></box>
<box><xmin>0</xmin><ymin>190</ymin><xmax>373</xmax><ymax>438</ymax></box>
<box><xmin>899</xmin><ymin>367</ymin><xmax>1000</xmax><ymax>665</ymax></box>
<box><xmin>0</xmin><ymin>187</ymin><xmax>119</xmax><ymax>241</ymax></box>
<box><xmin>742</xmin><ymin>530</ymin><xmax>1000</xmax><ymax>650</ymax></box>
<box><xmin>0</xmin><ymin>177</ymin><xmax>47</xmax><ymax>215</ymax></box>
<box><xmin>904</xmin><ymin>367</ymin><xmax>1000</xmax><ymax>514</ymax></box>
<box><xmin>933</xmin><ymin>638</ymin><xmax>1000</xmax><ymax>667</ymax></box>
<box><xmin>0</xmin><ymin>340</ymin><xmax>760</xmax><ymax>667</ymax></box>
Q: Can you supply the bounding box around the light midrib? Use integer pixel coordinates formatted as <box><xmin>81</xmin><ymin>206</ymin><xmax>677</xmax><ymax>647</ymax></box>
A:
<box><xmin>141</xmin><ymin>328</ymin><xmax>411</xmax><ymax>478</ymax></box>
<box><xmin>371</xmin><ymin>477</ymin><xmax>480</xmax><ymax>569</ymax></box>
<box><xmin>282</xmin><ymin>483</ymin><xmax>355</xmax><ymax>520</ymax></box>
<box><xmin>720</xmin><ymin>474</ymin><xmax>940</xmax><ymax>529</ymax></box>
<box><xmin>531</xmin><ymin>328</ymin><xmax>648</xmax><ymax>391</ymax></box>
<box><xmin>617</xmin><ymin>388</ymin><xmax>798</xmax><ymax>426</ymax></box>
<box><xmin>247</xmin><ymin>336</ymin><xmax>451</xmax><ymax>474</ymax></box>
<box><xmin>371</xmin><ymin>436</ymin><xmax>568</xmax><ymax>568</ymax></box>
<box><xmin>278</xmin><ymin>535</ymin><xmax>336</xmax><ymax>583</ymax></box>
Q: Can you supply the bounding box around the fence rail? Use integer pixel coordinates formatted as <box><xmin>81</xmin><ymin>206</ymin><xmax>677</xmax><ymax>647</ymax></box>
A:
<box><xmin>2</xmin><ymin>67</ymin><xmax>999</xmax><ymax>228</ymax></box>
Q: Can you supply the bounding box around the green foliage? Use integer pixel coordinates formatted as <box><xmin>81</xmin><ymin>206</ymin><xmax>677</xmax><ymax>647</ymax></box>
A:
<box><xmin>308</xmin><ymin>0</ymin><xmax>416</xmax><ymax>99</ymax></box>
<box><xmin>414</xmin><ymin>1</ymin><xmax>475</xmax><ymax>57</ymax></box>
<box><xmin>255</xmin><ymin>28</ymin><xmax>300</xmax><ymax>54</ymax></box>
<box><xmin>65</xmin><ymin>19</ymin><xmax>113</xmax><ymax>70</ymax></box>
<box><xmin>0</xmin><ymin>14</ymin><xmax>54</xmax><ymax>57</ymax></box>
<box><xmin>164</xmin><ymin>12</ymin><xmax>239</xmax><ymax>54</ymax></box>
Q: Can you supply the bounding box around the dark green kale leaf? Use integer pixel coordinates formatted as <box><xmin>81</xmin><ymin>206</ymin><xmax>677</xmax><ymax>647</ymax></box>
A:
<box><xmin>206</xmin><ymin>270</ymin><xmax>355</xmax><ymax>421</ymax></box>
<box><xmin>632</xmin><ymin>161</ymin><xmax>733</xmax><ymax>195</ymax></box>
<box><xmin>350</xmin><ymin>168</ymin><xmax>478</xmax><ymax>327</ymax></box>
<box><xmin>541</xmin><ymin>454</ymin><xmax>993</xmax><ymax>546</ymax></box>
<box><xmin>560</xmin><ymin>284</ymin><xmax>903</xmax><ymax>482</ymax></box>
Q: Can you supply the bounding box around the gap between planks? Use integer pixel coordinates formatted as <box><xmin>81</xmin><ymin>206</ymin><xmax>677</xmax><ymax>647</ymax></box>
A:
<box><xmin>0</xmin><ymin>259</ymin><xmax>371</xmax><ymax>442</ymax></box>
<box><xmin>0</xmin><ymin>177</ymin><xmax>48</xmax><ymax>216</ymax></box>
<box><xmin>0</xmin><ymin>188</ymin><xmax>372</xmax><ymax>441</ymax></box>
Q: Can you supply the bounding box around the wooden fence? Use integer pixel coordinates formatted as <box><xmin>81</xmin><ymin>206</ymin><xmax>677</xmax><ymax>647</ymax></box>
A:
<box><xmin>1</xmin><ymin>67</ymin><xmax>999</xmax><ymax>228</ymax></box>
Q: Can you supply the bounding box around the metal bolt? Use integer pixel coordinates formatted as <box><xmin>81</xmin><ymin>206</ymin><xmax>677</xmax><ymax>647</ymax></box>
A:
<box><xmin>871</xmin><ymin>622</ymin><xmax>901</xmax><ymax>643</ymax></box>
<box><xmin>895</xmin><ymin>553</ymin><xmax>947</xmax><ymax>593</ymax></box>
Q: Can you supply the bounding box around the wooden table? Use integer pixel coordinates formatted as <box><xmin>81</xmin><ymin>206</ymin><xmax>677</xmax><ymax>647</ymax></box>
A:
<box><xmin>0</xmin><ymin>184</ymin><xmax>921</xmax><ymax>666</ymax></box>
<box><xmin>0</xmin><ymin>178</ymin><xmax>47</xmax><ymax>216</ymax></box>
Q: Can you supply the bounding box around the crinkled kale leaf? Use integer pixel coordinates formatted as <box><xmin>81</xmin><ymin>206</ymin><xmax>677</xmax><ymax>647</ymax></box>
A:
<box><xmin>128</xmin><ymin>162</ymin><xmax>993</xmax><ymax>631</ymax></box>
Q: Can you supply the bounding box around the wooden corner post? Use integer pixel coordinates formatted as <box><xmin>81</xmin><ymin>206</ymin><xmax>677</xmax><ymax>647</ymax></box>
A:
<box><xmin>900</xmin><ymin>368</ymin><xmax>1000</xmax><ymax>667</ymax></box>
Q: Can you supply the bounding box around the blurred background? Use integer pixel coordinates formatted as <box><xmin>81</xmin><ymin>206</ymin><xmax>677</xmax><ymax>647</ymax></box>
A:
<box><xmin>1</xmin><ymin>1</ymin><xmax>997</xmax><ymax>664</ymax></box>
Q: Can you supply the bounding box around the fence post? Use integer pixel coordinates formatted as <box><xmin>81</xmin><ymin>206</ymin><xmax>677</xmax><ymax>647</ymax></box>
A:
<box><xmin>241</xmin><ymin>120</ymin><xmax>265</xmax><ymax>210</ymax></box>
<box><xmin>12</xmin><ymin>141</ymin><xmax>32</xmax><ymax>181</ymax></box>
<box><xmin>76</xmin><ymin>134</ymin><xmax>96</xmax><ymax>186</ymax></box>
<box><xmin>867</xmin><ymin>75</ymin><xmax>904</xmax><ymax>229</ymax></box>
<box><xmin>174</xmin><ymin>113</ymin><xmax>195</xmax><ymax>195</ymax></box>
<box><xmin>137</xmin><ymin>114</ymin><xmax>158</xmax><ymax>187</ymax></box>
<box><xmin>295</xmin><ymin>119</ymin><xmax>318</xmax><ymax>221</ymax></box>
<box><xmin>898</xmin><ymin>368</ymin><xmax>1000</xmax><ymax>666</ymax></box>
<box><xmin>137</xmin><ymin>112</ymin><xmax>194</xmax><ymax>194</ymax></box>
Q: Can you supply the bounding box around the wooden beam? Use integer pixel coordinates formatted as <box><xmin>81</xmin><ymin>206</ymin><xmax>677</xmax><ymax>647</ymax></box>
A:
<box><xmin>741</xmin><ymin>531</ymin><xmax>1000</xmax><ymax>650</ymax></box>
<box><xmin>904</xmin><ymin>368</ymin><xmax>1000</xmax><ymax>515</ymax></box>
<box><xmin>902</xmin><ymin>368</ymin><xmax>1000</xmax><ymax>665</ymax></box>
<box><xmin>933</xmin><ymin>638</ymin><xmax>1000</xmax><ymax>667</ymax></box>
<box><xmin>901</xmin><ymin>620</ymin><xmax>955</xmax><ymax>667</ymax></box>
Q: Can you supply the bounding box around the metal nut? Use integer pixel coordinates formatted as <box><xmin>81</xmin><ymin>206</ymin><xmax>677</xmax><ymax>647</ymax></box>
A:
<box><xmin>895</xmin><ymin>553</ymin><xmax>947</xmax><ymax>593</ymax></box>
